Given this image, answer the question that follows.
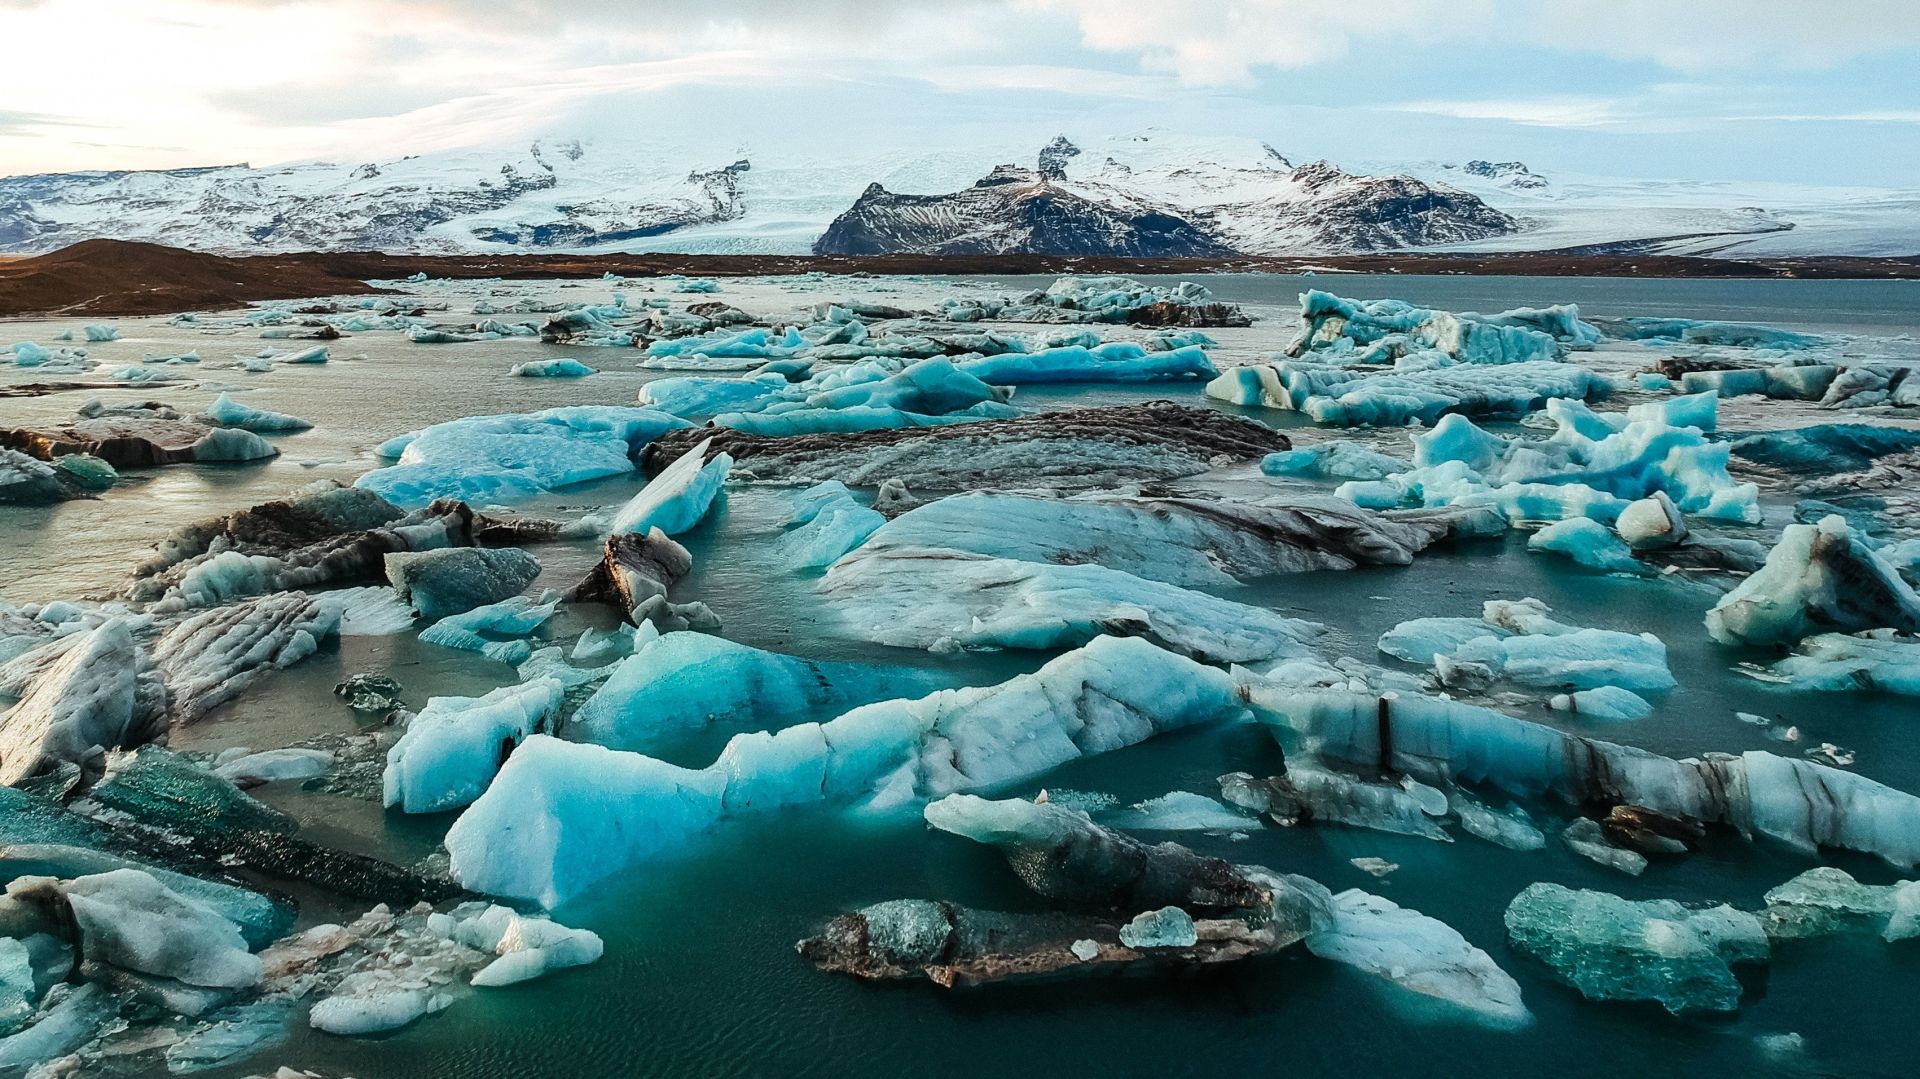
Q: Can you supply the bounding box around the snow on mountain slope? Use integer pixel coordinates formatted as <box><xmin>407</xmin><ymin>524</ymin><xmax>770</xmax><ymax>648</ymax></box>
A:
<box><xmin>2</xmin><ymin>131</ymin><xmax>1913</xmax><ymax>257</ymax></box>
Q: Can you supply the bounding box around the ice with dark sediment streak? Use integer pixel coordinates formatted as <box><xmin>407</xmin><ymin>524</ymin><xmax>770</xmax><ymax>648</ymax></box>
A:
<box><xmin>386</xmin><ymin>546</ymin><xmax>541</xmax><ymax>621</ymax></box>
<box><xmin>0</xmin><ymin>618</ymin><xmax>166</xmax><ymax>785</ymax></box>
<box><xmin>1261</xmin><ymin>439</ymin><xmax>1408</xmax><ymax>481</ymax></box>
<box><xmin>384</xmin><ymin>679</ymin><xmax>565</xmax><ymax>813</ymax></box>
<box><xmin>0</xmin><ymin>449</ymin><xmax>88</xmax><ymax>505</ymax></box>
<box><xmin>355</xmin><ymin>406</ymin><xmax>690</xmax><ymax>507</ymax></box>
<box><xmin>446</xmin><ymin>635</ymin><xmax>1250</xmax><ymax>907</ymax></box>
<box><xmin>1706</xmin><ymin>514</ymin><xmax>1920</xmax><ymax>647</ymax></box>
<box><xmin>13</xmin><ymin>869</ymin><xmax>264</xmax><ymax>988</ymax></box>
<box><xmin>1504</xmin><ymin>882</ymin><xmax>1768</xmax><ymax>1015</ymax></box>
<box><xmin>818</xmin><ymin>546</ymin><xmax>1322</xmax><ymax>662</ymax></box>
<box><xmin>152</xmin><ymin>591</ymin><xmax>341</xmax><ymax>724</ymax></box>
<box><xmin>855</xmin><ymin>492</ymin><xmax>1453</xmax><ymax>589</ymax></box>
<box><xmin>643</xmin><ymin>402</ymin><xmax>1291</xmax><ymax>491</ymax></box>
<box><xmin>571</xmin><ymin>629</ymin><xmax>929</xmax><ymax>752</ymax></box>
<box><xmin>1244</xmin><ymin>678</ymin><xmax>1920</xmax><ymax>868</ymax></box>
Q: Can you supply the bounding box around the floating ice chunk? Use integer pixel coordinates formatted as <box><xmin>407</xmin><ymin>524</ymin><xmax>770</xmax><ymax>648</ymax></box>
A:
<box><xmin>1266</xmin><ymin>764</ymin><xmax>1453</xmax><ymax>841</ymax></box>
<box><xmin>1762</xmin><ymin>866</ymin><xmax>1912</xmax><ymax>941</ymax></box>
<box><xmin>1291</xmin><ymin>291</ymin><xmax>1574</xmax><ymax>365</ymax></box>
<box><xmin>571</xmin><ymin>623</ymin><xmax>639</xmax><ymax>665</ymax></box>
<box><xmin>1449</xmin><ymin>626</ymin><xmax>1675</xmax><ymax>692</ymax></box>
<box><xmin>777</xmin><ymin>483</ymin><xmax>885</xmax><ymax>570</ymax></box>
<box><xmin>605</xmin><ymin>437</ymin><xmax>731</xmax><ymax>537</ymax></box>
<box><xmin>0</xmin><ymin>984</ymin><xmax>114</xmax><ymax>1069</ymax></box>
<box><xmin>1307</xmin><ymin>890</ymin><xmax>1530</xmax><ymax>1030</ymax></box>
<box><xmin>1706</xmin><ymin>515</ymin><xmax>1920</xmax><ymax>647</ymax></box>
<box><xmin>1104</xmin><ymin>791</ymin><xmax>1258</xmax><ymax>832</ymax></box>
<box><xmin>570</xmin><ymin>631</ymin><xmax>924</xmax><ymax>751</ymax></box>
<box><xmin>1614</xmin><ymin>492</ymin><xmax>1687</xmax><ymax>550</ymax></box>
<box><xmin>1250</xmin><ymin>682</ymin><xmax>1920</xmax><ymax>868</ymax></box>
<box><xmin>58</xmin><ymin>869</ymin><xmax>263</xmax><ymax>988</ymax></box>
<box><xmin>1118</xmin><ymin>907</ymin><xmax>1198</xmax><ymax>949</ymax></box>
<box><xmin>1261</xmin><ymin>440</ymin><xmax>1408</xmax><ymax>481</ymax></box>
<box><xmin>510</xmin><ymin>358</ymin><xmax>595</xmax><ymax>378</ymax></box>
<box><xmin>0</xmin><ymin>618</ymin><xmax>163</xmax><ymax>785</ymax></box>
<box><xmin>308</xmin><ymin>981</ymin><xmax>451</xmax><ymax>1036</ymax></box>
<box><xmin>1528</xmin><ymin>518</ymin><xmax>1649</xmax><ymax>575</ymax></box>
<box><xmin>801</xmin><ymin>358</ymin><xmax>1002</xmax><ymax>415</ymax></box>
<box><xmin>956</xmin><ymin>342</ymin><xmax>1216</xmax><ymax>384</ymax></box>
<box><xmin>860</xmin><ymin>492</ymin><xmax>1449</xmax><ymax>590</ymax></box>
<box><xmin>449</xmin><ymin>636</ymin><xmax>1247</xmax><ymax>907</ymax></box>
<box><xmin>1755</xmin><ymin>631</ymin><xmax>1920</xmax><ymax>695</ymax></box>
<box><xmin>1730</xmin><ymin>423</ymin><xmax>1920</xmax><ymax>475</ymax></box>
<box><xmin>1208</xmin><ymin>360</ymin><xmax>1608</xmax><ymax>427</ymax></box>
<box><xmin>1378</xmin><ymin>617</ymin><xmax>1508</xmax><ymax>665</ymax></box>
<box><xmin>819</xmin><ymin>546</ymin><xmax>1321</xmax><ymax>662</ymax></box>
<box><xmin>329</xmin><ymin>585</ymin><xmax>419</xmax><ymax>636</ymax></box>
<box><xmin>206</xmin><ymin>392</ymin><xmax>313</xmax><ymax>432</ymax></box>
<box><xmin>386</xmin><ymin>547</ymin><xmax>540</xmax><ymax>621</ymax></box>
<box><xmin>83</xmin><ymin>325</ymin><xmax>119</xmax><ymax>342</ymax></box>
<box><xmin>639</xmin><ymin>374</ymin><xmax>789</xmax><ymax>419</ymax></box>
<box><xmin>1453</xmin><ymin>797</ymin><xmax>1546</xmax><ymax>851</ymax></box>
<box><xmin>1503</xmin><ymin>882</ymin><xmax>1767</xmax><ymax>1015</ymax></box>
<box><xmin>418</xmin><ymin>594</ymin><xmax>558</xmax><ymax>665</ymax></box>
<box><xmin>384</xmin><ymin>678</ymin><xmax>565</xmax><ymax>813</ymax></box>
<box><xmin>429</xmin><ymin>903</ymin><xmax>605</xmax><ymax>987</ymax></box>
<box><xmin>1561</xmin><ymin>818</ymin><xmax>1647</xmax><ymax>875</ymax></box>
<box><xmin>1547</xmin><ymin>686</ymin><xmax>1654</xmax><ymax>721</ymax></box>
<box><xmin>1596</xmin><ymin>316</ymin><xmax>1822</xmax><ymax>350</ymax></box>
<box><xmin>214</xmin><ymin>747</ymin><xmax>333</xmax><ymax>785</ymax></box>
<box><xmin>356</xmin><ymin>406</ymin><xmax>689</xmax><ymax>507</ymax></box>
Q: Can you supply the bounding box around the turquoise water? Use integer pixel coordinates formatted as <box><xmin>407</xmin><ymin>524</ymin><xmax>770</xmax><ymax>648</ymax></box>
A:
<box><xmin>3</xmin><ymin>274</ymin><xmax>1918</xmax><ymax>1077</ymax></box>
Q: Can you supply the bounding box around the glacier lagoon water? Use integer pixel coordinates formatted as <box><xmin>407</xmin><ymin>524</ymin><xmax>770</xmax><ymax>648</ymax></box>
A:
<box><xmin>3</xmin><ymin>273</ymin><xmax>1919</xmax><ymax>1077</ymax></box>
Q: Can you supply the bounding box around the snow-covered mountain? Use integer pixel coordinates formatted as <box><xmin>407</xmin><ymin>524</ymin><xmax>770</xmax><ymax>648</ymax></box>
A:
<box><xmin>2</xmin><ymin>131</ymin><xmax>1915</xmax><ymax>257</ymax></box>
<box><xmin>815</xmin><ymin>136</ymin><xmax>1518</xmax><ymax>256</ymax></box>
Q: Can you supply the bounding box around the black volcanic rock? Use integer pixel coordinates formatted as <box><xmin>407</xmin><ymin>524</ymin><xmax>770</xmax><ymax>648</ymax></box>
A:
<box><xmin>814</xmin><ymin>166</ymin><xmax>1232</xmax><ymax>258</ymax></box>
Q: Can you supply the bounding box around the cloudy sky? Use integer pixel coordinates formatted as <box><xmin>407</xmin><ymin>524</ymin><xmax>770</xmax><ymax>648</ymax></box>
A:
<box><xmin>3</xmin><ymin>0</ymin><xmax>1917</xmax><ymax>185</ymax></box>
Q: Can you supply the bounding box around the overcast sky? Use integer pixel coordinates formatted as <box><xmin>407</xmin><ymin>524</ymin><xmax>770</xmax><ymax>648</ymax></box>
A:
<box><xmin>2</xmin><ymin>0</ymin><xmax>1917</xmax><ymax>185</ymax></box>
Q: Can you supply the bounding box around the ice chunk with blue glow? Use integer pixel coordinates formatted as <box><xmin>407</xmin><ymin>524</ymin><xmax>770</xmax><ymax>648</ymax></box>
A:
<box><xmin>819</xmin><ymin>546</ymin><xmax>1322</xmax><ymax>662</ymax></box>
<box><xmin>1262</xmin><ymin>441</ymin><xmax>1408</xmax><ymax>481</ymax></box>
<box><xmin>672</xmin><ymin>278</ymin><xmax>720</xmax><ymax>293</ymax></box>
<box><xmin>570</xmin><ymin>630</ymin><xmax>929</xmax><ymax>751</ymax></box>
<box><xmin>1528</xmin><ymin>518</ymin><xmax>1649</xmax><ymax>575</ymax></box>
<box><xmin>572</xmin><ymin>623</ymin><xmax>639</xmax><ymax>665</ymax></box>
<box><xmin>1753</xmin><ymin>631</ymin><xmax>1920</xmax><ymax>695</ymax></box>
<box><xmin>714</xmin><ymin>400</ymin><xmax>1018</xmax><ymax>437</ymax></box>
<box><xmin>418</xmin><ymin>594</ymin><xmax>558</xmax><ymax>665</ymax></box>
<box><xmin>386</xmin><ymin>547</ymin><xmax>541</xmax><ymax>621</ymax></box>
<box><xmin>1118</xmin><ymin>907</ymin><xmax>1198</xmax><ymax>949</ymax></box>
<box><xmin>1706</xmin><ymin>515</ymin><xmax>1920</xmax><ymax>647</ymax></box>
<box><xmin>640</xmin><ymin>374</ymin><xmax>789</xmax><ymax>419</ymax></box>
<box><xmin>206</xmin><ymin>392</ymin><xmax>312</xmax><ymax>433</ymax></box>
<box><xmin>384</xmin><ymin>679</ymin><xmax>564</xmax><ymax>813</ymax></box>
<box><xmin>357</xmin><ymin>406</ymin><xmax>689</xmax><ymax>507</ymax></box>
<box><xmin>1290</xmin><ymin>291</ymin><xmax>1574</xmax><ymax>365</ymax></box>
<box><xmin>799</xmin><ymin>358</ymin><xmax>1001</xmax><ymax>415</ymax></box>
<box><xmin>447</xmin><ymin>635</ymin><xmax>1248</xmax><ymax>907</ymax></box>
<box><xmin>957</xmin><ymin>342</ymin><xmax>1216</xmax><ymax>384</ymax></box>
<box><xmin>1103</xmin><ymin>791</ymin><xmax>1258</xmax><ymax>832</ymax></box>
<box><xmin>644</xmin><ymin>326</ymin><xmax>806</xmax><ymax>364</ymax></box>
<box><xmin>1378</xmin><ymin>617</ymin><xmax>1508</xmax><ymax>665</ymax></box>
<box><xmin>510</xmin><ymin>358</ymin><xmax>595</xmax><ymax>378</ymax></box>
<box><xmin>1209</xmin><ymin>360</ymin><xmax>1609</xmax><ymax>427</ymax></box>
<box><xmin>777</xmin><ymin>482</ymin><xmax>885</xmax><ymax>569</ymax></box>
<box><xmin>83</xmin><ymin>325</ymin><xmax>119</xmax><ymax>342</ymax></box>
<box><xmin>1308</xmin><ymin>889</ymin><xmax>1531</xmax><ymax>1029</ymax></box>
<box><xmin>1547</xmin><ymin>686</ymin><xmax>1654</xmax><ymax>721</ymax></box>
<box><xmin>1504</xmin><ymin>882</ymin><xmax>1767</xmax><ymax>1015</ymax></box>
<box><xmin>1596</xmin><ymin>316</ymin><xmax>1823</xmax><ymax>350</ymax></box>
<box><xmin>605</xmin><ymin>437</ymin><xmax>731</xmax><ymax>537</ymax></box>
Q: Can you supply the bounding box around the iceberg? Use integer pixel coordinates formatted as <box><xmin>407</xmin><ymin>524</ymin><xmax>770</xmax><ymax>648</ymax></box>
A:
<box><xmin>1102</xmin><ymin>791</ymin><xmax>1259</xmax><ymax>832</ymax></box>
<box><xmin>1706</xmin><ymin>515</ymin><xmax>1920</xmax><ymax>647</ymax></box>
<box><xmin>857</xmin><ymin>491</ymin><xmax>1451</xmax><ymax>589</ymax></box>
<box><xmin>1261</xmin><ymin>440</ymin><xmax>1408</xmax><ymax>481</ymax></box>
<box><xmin>1504</xmin><ymin>882</ymin><xmax>1767</xmax><ymax>1015</ymax></box>
<box><xmin>205</xmin><ymin>392</ymin><xmax>312</xmax><ymax>433</ymax></box>
<box><xmin>1527</xmin><ymin>518</ymin><xmax>1649</xmax><ymax>575</ymax></box>
<box><xmin>1594</xmin><ymin>316</ymin><xmax>1823</xmax><ymax>350</ymax></box>
<box><xmin>355</xmin><ymin>406</ymin><xmax>689</xmax><ymax>507</ymax></box>
<box><xmin>1546</xmin><ymin>686</ymin><xmax>1655</xmax><ymax>721</ymax></box>
<box><xmin>818</xmin><ymin>546</ymin><xmax>1321</xmax><ymax>662</ymax></box>
<box><xmin>775</xmin><ymin>482</ymin><xmax>885</xmax><ymax>570</ymax></box>
<box><xmin>386</xmin><ymin>547</ymin><xmax>541</xmax><ymax>620</ymax></box>
<box><xmin>955</xmin><ymin>342</ymin><xmax>1216</xmax><ymax>384</ymax></box>
<box><xmin>417</xmin><ymin>595</ymin><xmax>558</xmax><ymax>665</ymax></box>
<box><xmin>604</xmin><ymin>437</ymin><xmax>731</xmax><ymax>537</ymax></box>
<box><xmin>1754</xmin><ymin>631</ymin><xmax>1920</xmax><ymax>695</ymax></box>
<box><xmin>1306</xmin><ymin>890</ymin><xmax>1530</xmax><ymax>1029</ymax></box>
<box><xmin>1379</xmin><ymin>598</ymin><xmax>1673</xmax><ymax>693</ymax></box>
<box><xmin>1119</xmin><ymin>907</ymin><xmax>1198</xmax><ymax>948</ymax></box>
<box><xmin>1288</xmin><ymin>291</ymin><xmax>1575</xmax><ymax>366</ymax></box>
<box><xmin>1761</xmin><ymin>867</ymin><xmax>1913</xmax><ymax>941</ymax></box>
<box><xmin>384</xmin><ymin>679</ymin><xmax>565</xmax><ymax>813</ymax></box>
<box><xmin>570</xmin><ymin>630</ymin><xmax>927</xmax><ymax>752</ymax></box>
<box><xmin>447</xmin><ymin>635</ymin><xmax>1249</xmax><ymax>907</ymax></box>
<box><xmin>639</xmin><ymin>374</ymin><xmax>789</xmax><ymax>419</ymax></box>
<box><xmin>510</xmin><ymin>358</ymin><xmax>595</xmax><ymax>378</ymax></box>
<box><xmin>428</xmin><ymin>902</ymin><xmax>604</xmax><ymax>987</ymax></box>
<box><xmin>571</xmin><ymin>529</ymin><xmax>692</xmax><ymax>618</ymax></box>
<box><xmin>1207</xmin><ymin>360</ymin><xmax>1608</xmax><ymax>427</ymax></box>
<box><xmin>50</xmin><ymin>868</ymin><xmax>263</xmax><ymax>988</ymax></box>
<box><xmin>0</xmin><ymin>619</ymin><xmax>165</xmax><ymax>785</ymax></box>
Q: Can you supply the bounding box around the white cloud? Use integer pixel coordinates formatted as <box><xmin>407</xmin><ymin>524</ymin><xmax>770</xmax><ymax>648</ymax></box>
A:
<box><xmin>1384</xmin><ymin>97</ymin><xmax>1629</xmax><ymax>128</ymax></box>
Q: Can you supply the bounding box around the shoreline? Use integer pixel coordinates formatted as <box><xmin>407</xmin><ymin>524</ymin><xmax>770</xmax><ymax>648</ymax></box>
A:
<box><xmin>2</xmin><ymin>238</ymin><xmax>1917</xmax><ymax>318</ymax></box>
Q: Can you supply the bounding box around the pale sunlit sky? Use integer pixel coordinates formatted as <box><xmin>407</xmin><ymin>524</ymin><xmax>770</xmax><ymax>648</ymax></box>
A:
<box><xmin>2</xmin><ymin>0</ymin><xmax>1917</xmax><ymax>184</ymax></box>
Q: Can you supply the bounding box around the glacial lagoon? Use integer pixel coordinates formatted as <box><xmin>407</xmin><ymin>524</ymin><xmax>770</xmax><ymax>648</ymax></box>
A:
<box><xmin>3</xmin><ymin>271</ymin><xmax>1919</xmax><ymax>1077</ymax></box>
